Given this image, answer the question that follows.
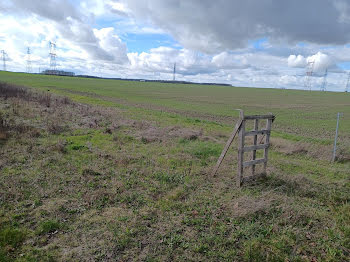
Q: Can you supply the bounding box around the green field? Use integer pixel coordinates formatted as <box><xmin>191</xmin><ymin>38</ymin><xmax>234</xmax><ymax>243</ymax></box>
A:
<box><xmin>0</xmin><ymin>71</ymin><xmax>349</xmax><ymax>261</ymax></box>
<box><xmin>1</xmin><ymin>71</ymin><xmax>350</xmax><ymax>142</ymax></box>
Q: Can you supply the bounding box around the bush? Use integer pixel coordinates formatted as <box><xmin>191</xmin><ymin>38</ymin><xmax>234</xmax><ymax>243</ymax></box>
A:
<box><xmin>0</xmin><ymin>82</ymin><xmax>28</xmax><ymax>99</ymax></box>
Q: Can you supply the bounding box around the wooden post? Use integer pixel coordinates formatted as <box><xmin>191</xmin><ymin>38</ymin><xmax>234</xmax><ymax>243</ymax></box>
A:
<box><xmin>237</xmin><ymin>110</ymin><xmax>245</xmax><ymax>187</ymax></box>
<box><xmin>252</xmin><ymin>119</ymin><xmax>259</xmax><ymax>176</ymax></box>
<box><xmin>263</xmin><ymin>116</ymin><xmax>272</xmax><ymax>174</ymax></box>
<box><xmin>211</xmin><ymin>117</ymin><xmax>243</xmax><ymax>177</ymax></box>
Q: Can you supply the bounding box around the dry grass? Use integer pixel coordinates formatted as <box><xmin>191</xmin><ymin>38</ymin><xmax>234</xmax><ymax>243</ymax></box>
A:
<box><xmin>0</xmin><ymin>83</ymin><xmax>349</xmax><ymax>261</ymax></box>
<box><xmin>270</xmin><ymin>137</ymin><xmax>336</xmax><ymax>161</ymax></box>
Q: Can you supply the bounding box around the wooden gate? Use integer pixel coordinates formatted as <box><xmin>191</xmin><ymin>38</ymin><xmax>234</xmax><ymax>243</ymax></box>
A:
<box><xmin>212</xmin><ymin>110</ymin><xmax>275</xmax><ymax>187</ymax></box>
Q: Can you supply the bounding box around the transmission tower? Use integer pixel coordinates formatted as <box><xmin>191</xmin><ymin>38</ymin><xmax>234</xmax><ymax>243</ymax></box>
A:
<box><xmin>49</xmin><ymin>41</ymin><xmax>57</xmax><ymax>72</ymax></box>
<box><xmin>305</xmin><ymin>60</ymin><xmax>315</xmax><ymax>91</ymax></box>
<box><xmin>173</xmin><ymin>62</ymin><xmax>176</xmax><ymax>81</ymax></box>
<box><xmin>26</xmin><ymin>47</ymin><xmax>32</xmax><ymax>73</ymax></box>
<box><xmin>1</xmin><ymin>50</ymin><xmax>7</xmax><ymax>71</ymax></box>
<box><xmin>321</xmin><ymin>68</ymin><xmax>328</xmax><ymax>91</ymax></box>
<box><xmin>346</xmin><ymin>72</ymin><xmax>350</xmax><ymax>93</ymax></box>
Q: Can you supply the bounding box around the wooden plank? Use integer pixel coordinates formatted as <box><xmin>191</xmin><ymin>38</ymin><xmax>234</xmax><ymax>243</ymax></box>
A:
<box><xmin>243</xmin><ymin>144</ymin><xmax>269</xmax><ymax>152</ymax></box>
<box><xmin>244</xmin><ymin>115</ymin><xmax>275</xmax><ymax>120</ymax></box>
<box><xmin>251</xmin><ymin>118</ymin><xmax>259</xmax><ymax>176</ymax></box>
<box><xmin>243</xmin><ymin>158</ymin><xmax>266</xmax><ymax>168</ymax></box>
<box><xmin>256</xmin><ymin>116</ymin><xmax>275</xmax><ymax>144</ymax></box>
<box><xmin>236</xmin><ymin>110</ymin><xmax>245</xmax><ymax>187</ymax></box>
<box><xmin>211</xmin><ymin>117</ymin><xmax>243</xmax><ymax>177</ymax></box>
<box><xmin>245</xmin><ymin>129</ymin><xmax>270</xmax><ymax>136</ymax></box>
<box><xmin>263</xmin><ymin>118</ymin><xmax>272</xmax><ymax>174</ymax></box>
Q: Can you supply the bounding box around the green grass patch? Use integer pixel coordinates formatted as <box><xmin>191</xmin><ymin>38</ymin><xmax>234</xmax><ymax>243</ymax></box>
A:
<box><xmin>182</xmin><ymin>140</ymin><xmax>222</xmax><ymax>165</ymax></box>
<box><xmin>0</xmin><ymin>226</ymin><xmax>26</xmax><ymax>248</ymax></box>
<box><xmin>37</xmin><ymin>220</ymin><xmax>61</xmax><ymax>235</ymax></box>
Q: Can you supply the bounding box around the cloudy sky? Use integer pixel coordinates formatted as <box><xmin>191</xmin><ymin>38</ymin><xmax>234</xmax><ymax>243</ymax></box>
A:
<box><xmin>1</xmin><ymin>0</ymin><xmax>350</xmax><ymax>91</ymax></box>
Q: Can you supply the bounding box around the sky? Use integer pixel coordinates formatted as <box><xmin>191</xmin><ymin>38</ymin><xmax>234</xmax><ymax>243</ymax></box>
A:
<box><xmin>1</xmin><ymin>0</ymin><xmax>350</xmax><ymax>91</ymax></box>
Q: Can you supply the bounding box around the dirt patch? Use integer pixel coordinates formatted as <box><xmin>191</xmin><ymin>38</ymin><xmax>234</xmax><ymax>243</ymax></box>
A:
<box><xmin>220</xmin><ymin>194</ymin><xmax>275</xmax><ymax>218</ymax></box>
<box><xmin>0</xmin><ymin>130</ymin><xmax>8</xmax><ymax>140</ymax></box>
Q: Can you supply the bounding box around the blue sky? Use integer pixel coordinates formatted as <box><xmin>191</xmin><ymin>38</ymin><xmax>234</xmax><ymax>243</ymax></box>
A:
<box><xmin>122</xmin><ymin>33</ymin><xmax>179</xmax><ymax>53</ymax></box>
<box><xmin>1</xmin><ymin>0</ymin><xmax>350</xmax><ymax>91</ymax></box>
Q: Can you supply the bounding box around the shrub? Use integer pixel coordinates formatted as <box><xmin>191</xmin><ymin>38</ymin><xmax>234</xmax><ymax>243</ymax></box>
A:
<box><xmin>0</xmin><ymin>82</ymin><xmax>27</xmax><ymax>100</ymax></box>
<box><xmin>38</xmin><ymin>93</ymin><xmax>51</xmax><ymax>108</ymax></box>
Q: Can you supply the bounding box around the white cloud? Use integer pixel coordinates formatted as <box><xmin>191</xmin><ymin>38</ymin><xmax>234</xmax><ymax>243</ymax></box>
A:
<box><xmin>212</xmin><ymin>52</ymin><xmax>249</xmax><ymax>69</ymax></box>
<box><xmin>307</xmin><ymin>52</ymin><xmax>335</xmax><ymax>73</ymax></box>
<box><xmin>118</xmin><ymin>0</ymin><xmax>350</xmax><ymax>53</ymax></box>
<box><xmin>106</xmin><ymin>0</ymin><xmax>130</xmax><ymax>16</ymax></box>
<box><xmin>288</xmin><ymin>55</ymin><xmax>307</xmax><ymax>68</ymax></box>
<box><xmin>288</xmin><ymin>52</ymin><xmax>337</xmax><ymax>74</ymax></box>
<box><xmin>93</xmin><ymin>27</ymin><xmax>128</xmax><ymax>63</ymax></box>
<box><xmin>1</xmin><ymin>0</ymin><xmax>129</xmax><ymax>65</ymax></box>
<box><xmin>0</xmin><ymin>0</ymin><xmax>349</xmax><ymax>92</ymax></box>
<box><xmin>127</xmin><ymin>47</ymin><xmax>255</xmax><ymax>78</ymax></box>
<box><xmin>279</xmin><ymin>75</ymin><xmax>300</xmax><ymax>86</ymax></box>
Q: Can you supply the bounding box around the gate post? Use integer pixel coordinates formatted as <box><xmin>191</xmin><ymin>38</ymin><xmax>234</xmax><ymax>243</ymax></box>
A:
<box><xmin>237</xmin><ymin>110</ymin><xmax>245</xmax><ymax>187</ymax></box>
<box><xmin>263</xmin><ymin>116</ymin><xmax>272</xmax><ymax>174</ymax></box>
<box><xmin>252</xmin><ymin>118</ymin><xmax>259</xmax><ymax>176</ymax></box>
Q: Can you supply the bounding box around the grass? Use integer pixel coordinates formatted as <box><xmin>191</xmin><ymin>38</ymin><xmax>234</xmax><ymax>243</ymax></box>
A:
<box><xmin>0</xmin><ymin>72</ymin><xmax>349</xmax><ymax>261</ymax></box>
<box><xmin>0</xmin><ymin>227</ymin><xmax>26</xmax><ymax>262</ymax></box>
<box><xmin>0</xmin><ymin>71</ymin><xmax>349</xmax><ymax>141</ymax></box>
<box><xmin>37</xmin><ymin>220</ymin><xmax>61</xmax><ymax>235</ymax></box>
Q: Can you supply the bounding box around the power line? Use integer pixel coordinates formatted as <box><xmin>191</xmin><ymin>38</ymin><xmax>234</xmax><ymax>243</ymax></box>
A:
<box><xmin>49</xmin><ymin>41</ymin><xmax>57</xmax><ymax>72</ymax></box>
<box><xmin>26</xmin><ymin>47</ymin><xmax>32</xmax><ymax>73</ymax></box>
<box><xmin>321</xmin><ymin>68</ymin><xmax>327</xmax><ymax>91</ymax></box>
<box><xmin>1</xmin><ymin>50</ymin><xmax>7</xmax><ymax>71</ymax></box>
<box><xmin>173</xmin><ymin>62</ymin><xmax>176</xmax><ymax>81</ymax></box>
<box><xmin>305</xmin><ymin>60</ymin><xmax>314</xmax><ymax>91</ymax></box>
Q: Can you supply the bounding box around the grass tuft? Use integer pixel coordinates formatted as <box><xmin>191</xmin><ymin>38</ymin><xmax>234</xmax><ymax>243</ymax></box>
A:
<box><xmin>37</xmin><ymin>220</ymin><xmax>61</xmax><ymax>235</ymax></box>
